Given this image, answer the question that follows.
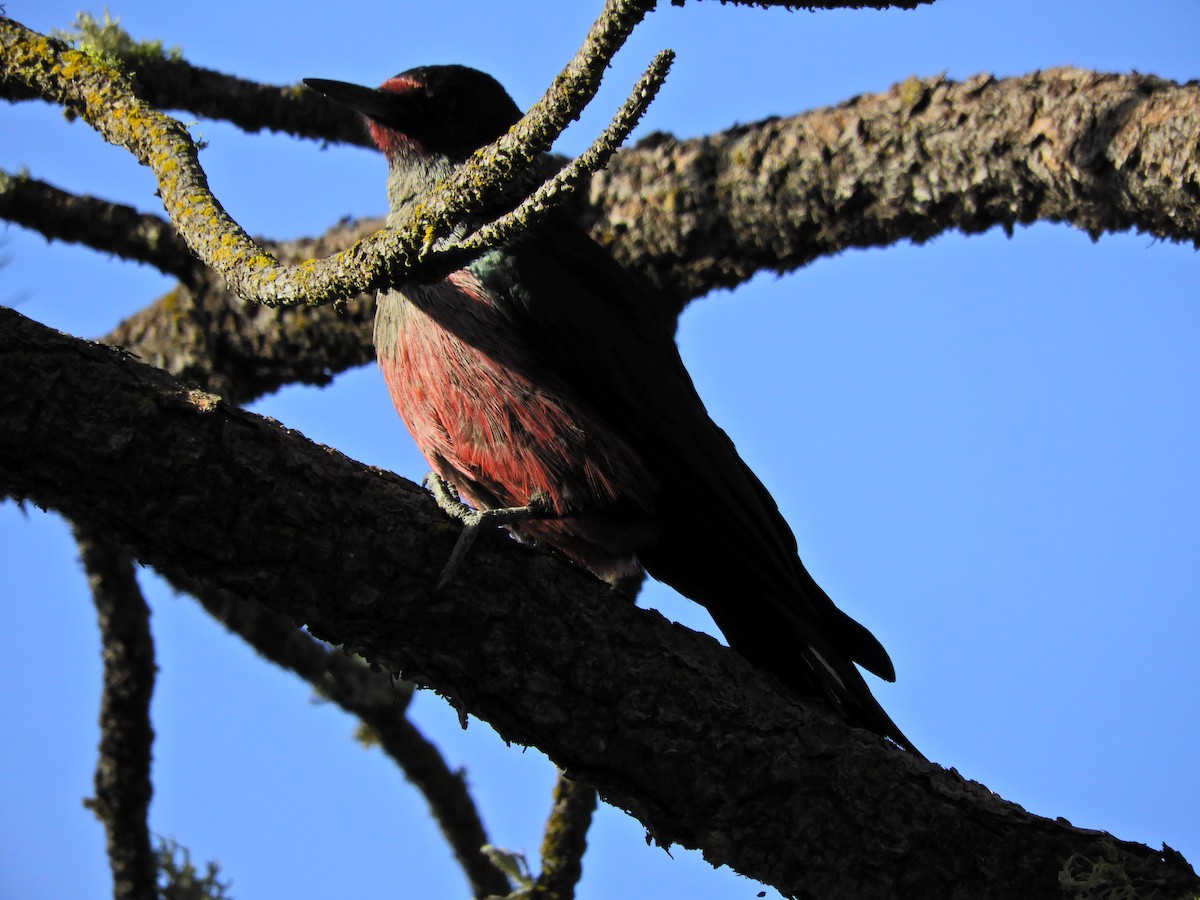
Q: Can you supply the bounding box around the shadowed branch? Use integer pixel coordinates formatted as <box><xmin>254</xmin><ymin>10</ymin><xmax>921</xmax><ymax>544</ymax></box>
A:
<box><xmin>532</xmin><ymin>774</ymin><xmax>598</xmax><ymax>900</ymax></box>
<box><xmin>74</xmin><ymin>524</ymin><xmax>158</xmax><ymax>900</ymax></box>
<box><xmin>3</xmin><ymin>306</ymin><xmax>1195</xmax><ymax>900</ymax></box>
<box><xmin>0</xmin><ymin>169</ymin><xmax>199</xmax><ymax>281</ymax></box>
<box><xmin>181</xmin><ymin>584</ymin><xmax>514</xmax><ymax>900</ymax></box>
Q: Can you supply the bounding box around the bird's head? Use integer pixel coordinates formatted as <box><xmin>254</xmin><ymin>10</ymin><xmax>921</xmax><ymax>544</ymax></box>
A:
<box><xmin>304</xmin><ymin>65</ymin><xmax>522</xmax><ymax>162</ymax></box>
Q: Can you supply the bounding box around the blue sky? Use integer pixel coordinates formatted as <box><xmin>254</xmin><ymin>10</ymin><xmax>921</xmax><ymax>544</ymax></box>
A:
<box><xmin>2</xmin><ymin>2</ymin><xmax>1198</xmax><ymax>897</ymax></box>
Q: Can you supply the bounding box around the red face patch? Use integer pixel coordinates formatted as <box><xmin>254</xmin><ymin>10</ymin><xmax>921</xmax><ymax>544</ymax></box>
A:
<box><xmin>367</xmin><ymin>75</ymin><xmax>425</xmax><ymax>157</ymax></box>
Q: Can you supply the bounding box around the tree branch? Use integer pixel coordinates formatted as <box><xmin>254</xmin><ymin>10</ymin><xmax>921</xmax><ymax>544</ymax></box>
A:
<box><xmin>2</xmin><ymin>306</ymin><xmax>1195</xmax><ymax>899</ymax></box>
<box><xmin>0</xmin><ymin>169</ymin><xmax>200</xmax><ymax>281</ymax></box>
<box><xmin>87</xmin><ymin>67</ymin><xmax>1200</xmax><ymax>407</ymax></box>
<box><xmin>113</xmin><ymin>57</ymin><xmax>373</xmax><ymax>147</ymax></box>
<box><xmin>585</xmin><ymin>67</ymin><xmax>1200</xmax><ymax>314</ymax></box>
<box><xmin>103</xmin><ymin>221</ymin><xmax>380</xmax><ymax>403</ymax></box>
<box><xmin>532</xmin><ymin>774</ymin><xmax>597</xmax><ymax>900</ymax></box>
<box><xmin>674</xmin><ymin>0</ymin><xmax>932</xmax><ymax>8</ymax></box>
<box><xmin>0</xmin><ymin>3</ymin><xmax>663</xmax><ymax>307</ymax></box>
<box><xmin>442</xmin><ymin>49</ymin><xmax>674</xmax><ymax>259</ymax></box>
<box><xmin>75</xmin><ymin>524</ymin><xmax>158</xmax><ymax>900</ymax></box>
<box><xmin>182</xmin><ymin>583</ymin><xmax>513</xmax><ymax>900</ymax></box>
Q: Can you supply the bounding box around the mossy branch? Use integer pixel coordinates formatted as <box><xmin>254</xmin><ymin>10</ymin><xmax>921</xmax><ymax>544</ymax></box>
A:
<box><xmin>0</xmin><ymin>1</ymin><xmax>663</xmax><ymax>309</ymax></box>
<box><xmin>446</xmin><ymin>49</ymin><xmax>674</xmax><ymax>258</ymax></box>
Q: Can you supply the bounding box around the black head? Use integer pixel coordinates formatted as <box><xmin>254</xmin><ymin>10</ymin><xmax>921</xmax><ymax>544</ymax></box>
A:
<box><xmin>304</xmin><ymin>65</ymin><xmax>522</xmax><ymax>161</ymax></box>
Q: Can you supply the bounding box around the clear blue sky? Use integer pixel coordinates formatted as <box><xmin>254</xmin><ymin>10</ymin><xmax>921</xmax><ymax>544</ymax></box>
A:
<box><xmin>2</xmin><ymin>2</ymin><xmax>1198</xmax><ymax>897</ymax></box>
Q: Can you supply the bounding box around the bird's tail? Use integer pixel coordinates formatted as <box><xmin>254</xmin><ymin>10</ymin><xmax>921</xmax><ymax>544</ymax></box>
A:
<box><xmin>812</xmin><ymin>646</ymin><xmax>923</xmax><ymax>758</ymax></box>
<box><xmin>710</xmin><ymin>597</ymin><xmax>923</xmax><ymax>759</ymax></box>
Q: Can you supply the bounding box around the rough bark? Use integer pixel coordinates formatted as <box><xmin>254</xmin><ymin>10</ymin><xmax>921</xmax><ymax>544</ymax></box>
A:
<box><xmin>585</xmin><ymin>67</ymin><xmax>1200</xmax><ymax>316</ymax></box>
<box><xmin>533</xmin><ymin>775</ymin><xmax>597</xmax><ymax>899</ymax></box>
<box><xmin>2</xmin><ymin>306</ymin><xmax>1195</xmax><ymax>900</ymax></box>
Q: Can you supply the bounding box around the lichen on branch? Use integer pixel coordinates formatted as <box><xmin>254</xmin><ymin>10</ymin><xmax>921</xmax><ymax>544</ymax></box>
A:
<box><xmin>0</xmin><ymin>0</ymin><xmax>667</xmax><ymax>309</ymax></box>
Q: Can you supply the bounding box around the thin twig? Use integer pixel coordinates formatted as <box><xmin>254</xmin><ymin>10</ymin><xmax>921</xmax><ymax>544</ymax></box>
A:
<box><xmin>413</xmin><ymin>0</ymin><xmax>660</xmax><ymax>245</ymax></box>
<box><xmin>74</xmin><ymin>524</ymin><xmax>158</xmax><ymax>900</ymax></box>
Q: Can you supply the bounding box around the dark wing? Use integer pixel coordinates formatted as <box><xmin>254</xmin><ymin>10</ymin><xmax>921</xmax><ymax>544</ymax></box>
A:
<box><xmin>478</xmin><ymin>217</ymin><xmax>918</xmax><ymax>754</ymax></box>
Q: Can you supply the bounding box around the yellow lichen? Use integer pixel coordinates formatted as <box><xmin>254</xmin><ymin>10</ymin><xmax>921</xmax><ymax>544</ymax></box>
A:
<box><xmin>898</xmin><ymin>76</ymin><xmax>926</xmax><ymax>109</ymax></box>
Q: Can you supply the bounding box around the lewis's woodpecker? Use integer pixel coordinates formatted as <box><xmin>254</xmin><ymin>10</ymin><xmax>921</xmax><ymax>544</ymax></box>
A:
<box><xmin>304</xmin><ymin>65</ymin><xmax>919</xmax><ymax>755</ymax></box>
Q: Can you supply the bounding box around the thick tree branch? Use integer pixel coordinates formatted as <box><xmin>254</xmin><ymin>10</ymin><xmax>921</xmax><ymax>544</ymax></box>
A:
<box><xmin>75</xmin><ymin>525</ymin><xmax>158</xmax><ymax>900</ymax></box>
<box><xmin>586</xmin><ymin>67</ymin><xmax>1200</xmax><ymax>314</ymax></box>
<box><xmin>88</xmin><ymin>67</ymin><xmax>1200</xmax><ymax>406</ymax></box>
<box><xmin>2</xmin><ymin>307</ymin><xmax>1195</xmax><ymax>899</ymax></box>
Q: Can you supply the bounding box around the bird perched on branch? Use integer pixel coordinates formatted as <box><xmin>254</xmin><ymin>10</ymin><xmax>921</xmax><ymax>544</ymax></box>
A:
<box><xmin>304</xmin><ymin>65</ymin><xmax>919</xmax><ymax>756</ymax></box>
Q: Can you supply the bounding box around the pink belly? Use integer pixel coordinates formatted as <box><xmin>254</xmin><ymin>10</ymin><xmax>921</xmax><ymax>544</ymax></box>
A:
<box><xmin>376</xmin><ymin>275</ymin><xmax>659</xmax><ymax>578</ymax></box>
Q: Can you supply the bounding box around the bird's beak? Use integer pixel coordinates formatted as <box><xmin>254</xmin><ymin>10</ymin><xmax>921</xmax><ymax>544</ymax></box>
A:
<box><xmin>303</xmin><ymin>78</ymin><xmax>397</xmax><ymax>125</ymax></box>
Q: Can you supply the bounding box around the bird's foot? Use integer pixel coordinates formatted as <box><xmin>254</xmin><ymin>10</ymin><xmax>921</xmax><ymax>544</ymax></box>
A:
<box><xmin>424</xmin><ymin>472</ymin><xmax>554</xmax><ymax>589</ymax></box>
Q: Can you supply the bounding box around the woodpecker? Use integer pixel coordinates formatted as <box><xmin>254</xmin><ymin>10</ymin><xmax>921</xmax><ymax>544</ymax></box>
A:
<box><xmin>304</xmin><ymin>65</ymin><xmax>919</xmax><ymax>755</ymax></box>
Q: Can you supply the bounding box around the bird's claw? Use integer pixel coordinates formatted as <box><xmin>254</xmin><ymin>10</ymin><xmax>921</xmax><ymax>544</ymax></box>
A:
<box><xmin>424</xmin><ymin>471</ymin><xmax>473</xmax><ymax>519</ymax></box>
<box><xmin>424</xmin><ymin>472</ymin><xmax>553</xmax><ymax>589</ymax></box>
